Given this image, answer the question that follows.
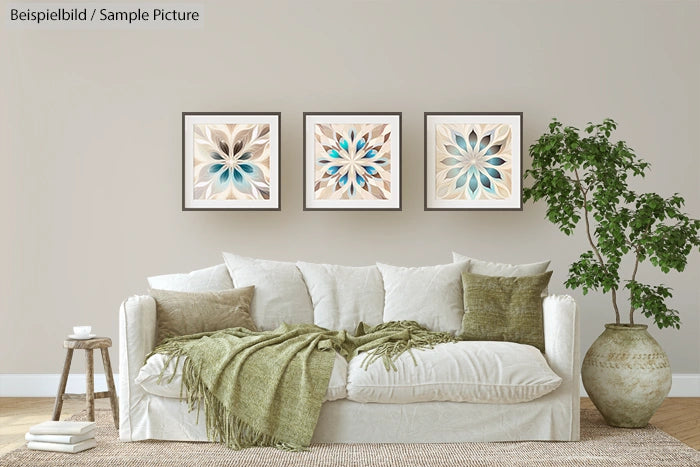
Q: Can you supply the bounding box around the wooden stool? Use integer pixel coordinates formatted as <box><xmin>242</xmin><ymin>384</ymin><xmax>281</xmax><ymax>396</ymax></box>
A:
<box><xmin>52</xmin><ymin>337</ymin><xmax>119</xmax><ymax>429</ymax></box>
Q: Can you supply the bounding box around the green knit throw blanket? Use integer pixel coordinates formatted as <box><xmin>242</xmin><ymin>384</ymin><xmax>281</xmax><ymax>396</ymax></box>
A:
<box><xmin>149</xmin><ymin>320</ymin><xmax>455</xmax><ymax>451</ymax></box>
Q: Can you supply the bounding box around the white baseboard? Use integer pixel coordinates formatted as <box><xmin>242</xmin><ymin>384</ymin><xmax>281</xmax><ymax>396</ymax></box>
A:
<box><xmin>1</xmin><ymin>372</ymin><xmax>698</xmax><ymax>397</ymax></box>
<box><xmin>579</xmin><ymin>373</ymin><xmax>700</xmax><ymax>398</ymax></box>
<box><xmin>0</xmin><ymin>374</ymin><xmax>120</xmax><ymax>397</ymax></box>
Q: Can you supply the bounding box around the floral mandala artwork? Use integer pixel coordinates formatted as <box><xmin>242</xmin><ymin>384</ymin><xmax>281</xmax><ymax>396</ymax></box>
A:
<box><xmin>435</xmin><ymin>123</ymin><xmax>513</xmax><ymax>200</ymax></box>
<box><xmin>313</xmin><ymin>123</ymin><xmax>393</xmax><ymax>200</ymax></box>
<box><xmin>192</xmin><ymin>123</ymin><xmax>271</xmax><ymax>201</ymax></box>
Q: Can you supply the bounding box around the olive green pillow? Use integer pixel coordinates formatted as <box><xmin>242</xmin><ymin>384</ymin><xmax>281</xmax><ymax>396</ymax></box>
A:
<box><xmin>151</xmin><ymin>286</ymin><xmax>257</xmax><ymax>344</ymax></box>
<box><xmin>459</xmin><ymin>271</ymin><xmax>553</xmax><ymax>352</ymax></box>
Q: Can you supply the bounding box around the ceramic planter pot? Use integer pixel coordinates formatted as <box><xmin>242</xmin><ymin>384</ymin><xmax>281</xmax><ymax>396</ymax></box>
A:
<box><xmin>581</xmin><ymin>323</ymin><xmax>671</xmax><ymax>427</ymax></box>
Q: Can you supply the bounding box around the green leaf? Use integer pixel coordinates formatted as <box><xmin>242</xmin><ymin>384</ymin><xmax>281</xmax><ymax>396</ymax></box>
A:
<box><xmin>525</xmin><ymin>117</ymin><xmax>700</xmax><ymax>329</ymax></box>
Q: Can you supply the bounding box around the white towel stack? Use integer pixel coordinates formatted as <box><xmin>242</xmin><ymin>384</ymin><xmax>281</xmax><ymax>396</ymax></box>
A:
<box><xmin>26</xmin><ymin>421</ymin><xmax>97</xmax><ymax>453</ymax></box>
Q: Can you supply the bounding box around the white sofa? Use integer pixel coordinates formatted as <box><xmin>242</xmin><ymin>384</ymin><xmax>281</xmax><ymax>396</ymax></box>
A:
<box><xmin>119</xmin><ymin>259</ymin><xmax>580</xmax><ymax>444</ymax></box>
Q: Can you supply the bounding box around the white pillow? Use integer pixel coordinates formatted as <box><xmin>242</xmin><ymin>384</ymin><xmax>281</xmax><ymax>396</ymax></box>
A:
<box><xmin>136</xmin><ymin>352</ymin><xmax>348</xmax><ymax>402</ymax></box>
<box><xmin>135</xmin><ymin>353</ymin><xmax>186</xmax><ymax>398</ymax></box>
<box><xmin>452</xmin><ymin>252</ymin><xmax>550</xmax><ymax>276</ymax></box>
<box><xmin>377</xmin><ymin>261</ymin><xmax>469</xmax><ymax>333</ymax></box>
<box><xmin>297</xmin><ymin>262</ymin><xmax>384</xmax><ymax>333</ymax></box>
<box><xmin>222</xmin><ymin>253</ymin><xmax>313</xmax><ymax>330</ymax></box>
<box><xmin>346</xmin><ymin>341</ymin><xmax>561</xmax><ymax>404</ymax></box>
<box><xmin>452</xmin><ymin>253</ymin><xmax>551</xmax><ymax>295</ymax></box>
<box><xmin>147</xmin><ymin>264</ymin><xmax>233</xmax><ymax>292</ymax></box>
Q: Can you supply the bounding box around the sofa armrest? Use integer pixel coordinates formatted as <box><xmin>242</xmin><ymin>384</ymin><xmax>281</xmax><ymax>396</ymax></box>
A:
<box><xmin>118</xmin><ymin>295</ymin><xmax>156</xmax><ymax>440</ymax></box>
<box><xmin>543</xmin><ymin>294</ymin><xmax>580</xmax><ymax>439</ymax></box>
<box><xmin>543</xmin><ymin>295</ymin><xmax>579</xmax><ymax>384</ymax></box>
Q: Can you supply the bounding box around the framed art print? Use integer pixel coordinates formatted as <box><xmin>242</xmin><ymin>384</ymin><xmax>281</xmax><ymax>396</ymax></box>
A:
<box><xmin>424</xmin><ymin>112</ymin><xmax>522</xmax><ymax>210</ymax></box>
<box><xmin>182</xmin><ymin>112</ymin><xmax>280</xmax><ymax>210</ymax></box>
<box><xmin>304</xmin><ymin>112</ymin><xmax>401</xmax><ymax>210</ymax></box>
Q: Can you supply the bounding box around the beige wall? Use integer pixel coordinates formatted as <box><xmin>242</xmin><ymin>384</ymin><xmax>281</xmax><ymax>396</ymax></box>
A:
<box><xmin>1</xmin><ymin>0</ymin><xmax>698</xmax><ymax>375</ymax></box>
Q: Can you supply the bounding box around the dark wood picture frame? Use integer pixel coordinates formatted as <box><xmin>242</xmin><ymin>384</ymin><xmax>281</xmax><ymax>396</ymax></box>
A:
<box><xmin>303</xmin><ymin>112</ymin><xmax>402</xmax><ymax>211</ymax></box>
<box><xmin>424</xmin><ymin>112</ymin><xmax>523</xmax><ymax>211</ymax></box>
<box><xmin>182</xmin><ymin>112</ymin><xmax>281</xmax><ymax>211</ymax></box>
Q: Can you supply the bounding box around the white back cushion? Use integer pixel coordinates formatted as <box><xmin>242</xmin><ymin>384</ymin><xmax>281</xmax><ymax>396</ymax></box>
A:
<box><xmin>222</xmin><ymin>253</ymin><xmax>313</xmax><ymax>330</ymax></box>
<box><xmin>452</xmin><ymin>252</ymin><xmax>550</xmax><ymax>276</ymax></box>
<box><xmin>346</xmin><ymin>341</ymin><xmax>562</xmax><ymax>404</ymax></box>
<box><xmin>452</xmin><ymin>252</ymin><xmax>551</xmax><ymax>295</ymax></box>
<box><xmin>147</xmin><ymin>264</ymin><xmax>233</xmax><ymax>292</ymax></box>
<box><xmin>297</xmin><ymin>262</ymin><xmax>384</xmax><ymax>333</ymax></box>
<box><xmin>377</xmin><ymin>261</ymin><xmax>469</xmax><ymax>333</ymax></box>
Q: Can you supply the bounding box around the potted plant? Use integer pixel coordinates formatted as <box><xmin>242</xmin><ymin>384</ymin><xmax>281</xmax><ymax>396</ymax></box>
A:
<box><xmin>523</xmin><ymin>118</ymin><xmax>700</xmax><ymax>427</ymax></box>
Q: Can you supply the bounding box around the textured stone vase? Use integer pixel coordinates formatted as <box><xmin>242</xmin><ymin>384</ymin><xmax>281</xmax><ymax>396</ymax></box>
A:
<box><xmin>581</xmin><ymin>324</ymin><xmax>671</xmax><ymax>428</ymax></box>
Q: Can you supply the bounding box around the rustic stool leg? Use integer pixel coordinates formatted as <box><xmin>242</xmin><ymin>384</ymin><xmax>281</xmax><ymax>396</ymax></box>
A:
<box><xmin>52</xmin><ymin>348</ymin><xmax>74</xmax><ymax>421</ymax></box>
<box><xmin>100</xmin><ymin>347</ymin><xmax>119</xmax><ymax>429</ymax></box>
<box><xmin>85</xmin><ymin>349</ymin><xmax>95</xmax><ymax>422</ymax></box>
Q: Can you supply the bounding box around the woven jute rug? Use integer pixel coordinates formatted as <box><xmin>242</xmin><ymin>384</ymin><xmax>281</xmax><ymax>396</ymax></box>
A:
<box><xmin>1</xmin><ymin>409</ymin><xmax>698</xmax><ymax>467</ymax></box>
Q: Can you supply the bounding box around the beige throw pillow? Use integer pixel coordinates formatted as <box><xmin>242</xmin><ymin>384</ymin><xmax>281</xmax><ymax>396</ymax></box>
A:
<box><xmin>151</xmin><ymin>287</ymin><xmax>257</xmax><ymax>344</ymax></box>
<box><xmin>459</xmin><ymin>271</ymin><xmax>553</xmax><ymax>352</ymax></box>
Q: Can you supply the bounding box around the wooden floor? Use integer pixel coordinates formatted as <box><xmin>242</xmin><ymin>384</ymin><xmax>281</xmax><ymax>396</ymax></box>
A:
<box><xmin>0</xmin><ymin>398</ymin><xmax>111</xmax><ymax>456</ymax></box>
<box><xmin>580</xmin><ymin>398</ymin><xmax>699</xmax><ymax>449</ymax></box>
<box><xmin>0</xmin><ymin>398</ymin><xmax>697</xmax><ymax>456</ymax></box>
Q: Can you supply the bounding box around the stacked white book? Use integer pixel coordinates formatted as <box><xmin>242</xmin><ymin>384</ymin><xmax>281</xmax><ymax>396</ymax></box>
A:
<box><xmin>26</xmin><ymin>421</ymin><xmax>97</xmax><ymax>453</ymax></box>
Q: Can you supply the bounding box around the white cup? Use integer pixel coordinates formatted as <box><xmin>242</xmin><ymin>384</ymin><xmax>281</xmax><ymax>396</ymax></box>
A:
<box><xmin>73</xmin><ymin>325</ymin><xmax>92</xmax><ymax>337</ymax></box>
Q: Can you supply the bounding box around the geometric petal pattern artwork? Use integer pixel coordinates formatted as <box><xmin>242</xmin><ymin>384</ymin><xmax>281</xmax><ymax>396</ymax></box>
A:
<box><xmin>193</xmin><ymin>124</ymin><xmax>271</xmax><ymax>201</ymax></box>
<box><xmin>425</xmin><ymin>113</ymin><xmax>522</xmax><ymax>210</ymax></box>
<box><xmin>313</xmin><ymin>123</ymin><xmax>392</xmax><ymax>200</ymax></box>
<box><xmin>435</xmin><ymin>123</ymin><xmax>513</xmax><ymax>200</ymax></box>
<box><xmin>183</xmin><ymin>113</ymin><xmax>280</xmax><ymax>210</ymax></box>
<box><xmin>304</xmin><ymin>113</ymin><xmax>401</xmax><ymax>210</ymax></box>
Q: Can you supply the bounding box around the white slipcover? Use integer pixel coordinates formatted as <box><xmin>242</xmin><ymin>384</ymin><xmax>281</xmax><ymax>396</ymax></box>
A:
<box><xmin>119</xmin><ymin>294</ymin><xmax>580</xmax><ymax>442</ymax></box>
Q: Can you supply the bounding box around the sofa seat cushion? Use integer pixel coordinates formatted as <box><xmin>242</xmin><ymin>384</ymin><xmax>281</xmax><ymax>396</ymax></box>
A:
<box><xmin>135</xmin><ymin>351</ymin><xmax>348</xmax><ymax>402</ymax></box>
<box><xmin>346</xmin><ymin>341</ymin><xmax>562</xmax><ymax>404</ymax></box>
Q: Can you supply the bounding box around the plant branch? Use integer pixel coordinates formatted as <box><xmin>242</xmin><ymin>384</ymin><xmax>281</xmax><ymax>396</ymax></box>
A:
<box><xmin>527</xmin><ymin>118</ymin><xmax>698</xmax><ymax>330</ymax></box>
<box><xmin>629</xmin><ymin>251</ymin><xmax>640</xmax><ymax>325</ymax></box>
<box><xmin>573</xmin><ymin>169</ymin><xmax>621</xmax><ymax>324</ymax></box>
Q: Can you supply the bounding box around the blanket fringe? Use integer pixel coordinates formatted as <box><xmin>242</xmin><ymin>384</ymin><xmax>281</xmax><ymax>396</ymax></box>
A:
<box><xmin>359</xmin><ymin>321</ymin><xmax>457</xmax><ymax>371</ymax></box>
<box><xmin>153</xmin><ymin>342</ymin><xmax>307</xmax><ymax>451</ymax></box>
